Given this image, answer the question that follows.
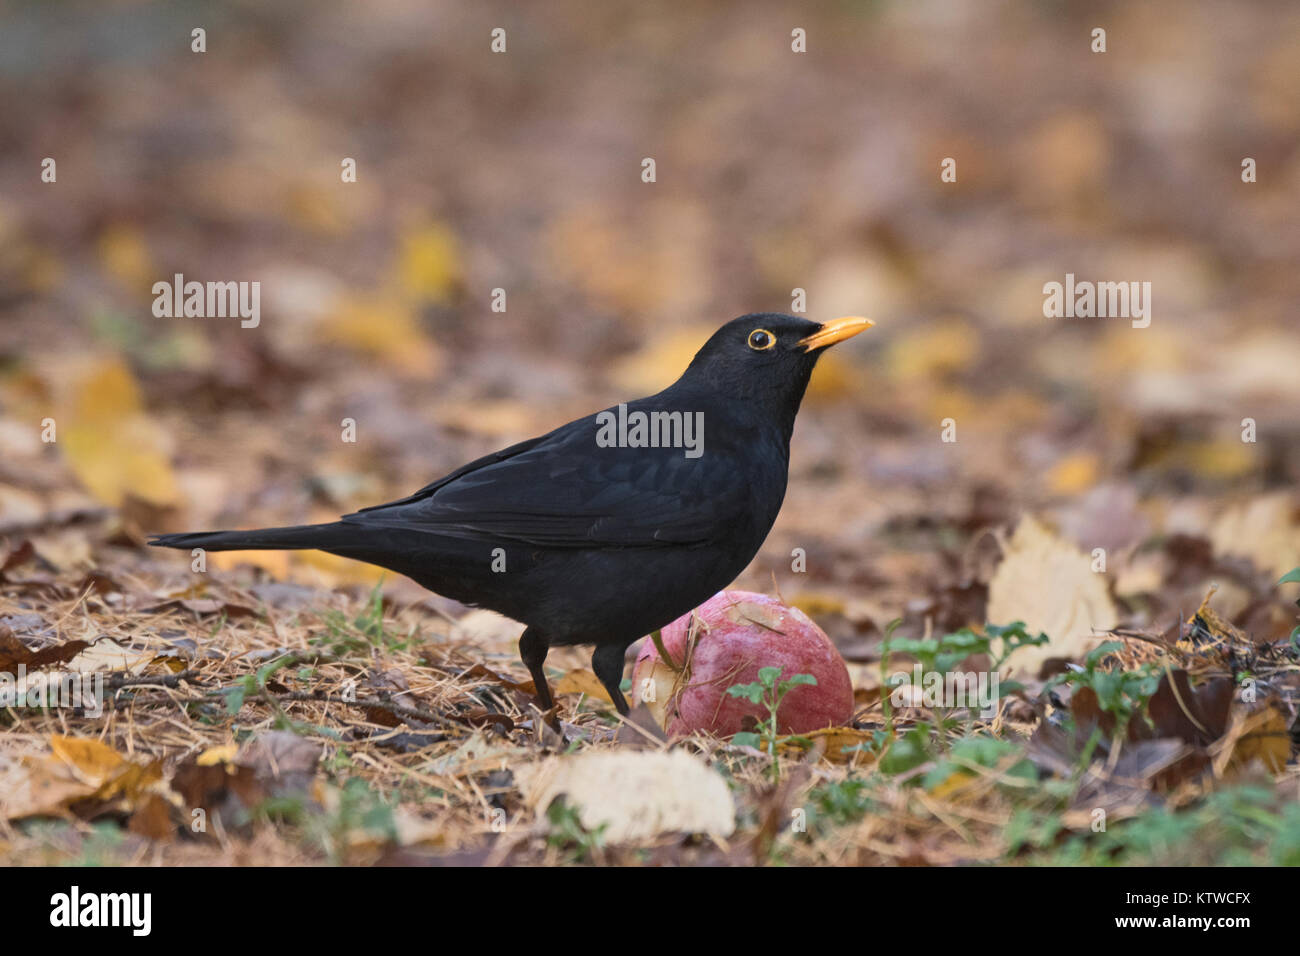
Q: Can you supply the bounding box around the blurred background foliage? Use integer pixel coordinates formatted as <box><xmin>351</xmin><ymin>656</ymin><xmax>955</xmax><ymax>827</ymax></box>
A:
<box><xmin>0</xmin><ymin>0</ymin><xmax>1297</xmax><ymax>631</ymax></box>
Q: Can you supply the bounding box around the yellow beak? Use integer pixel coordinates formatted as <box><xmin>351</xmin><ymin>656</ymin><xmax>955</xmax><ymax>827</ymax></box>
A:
<box><xmin>798</xmin><ymin>316</ymin><xmax>874</xmax><ymax>352</ymax></box>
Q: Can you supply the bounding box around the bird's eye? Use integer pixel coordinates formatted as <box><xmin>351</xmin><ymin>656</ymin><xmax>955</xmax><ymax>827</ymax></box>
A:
<box><xmin>747</xmin><ymin>329</ymin><xmax>776</xmax><ymax>351</ymax></box>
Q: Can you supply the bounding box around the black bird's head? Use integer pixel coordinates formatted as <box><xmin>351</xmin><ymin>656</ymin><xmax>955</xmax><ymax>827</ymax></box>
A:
<box><xmin>676</xmin><ymin>312</ymin><xmax>873</xmax><ymax>421</ymax></box>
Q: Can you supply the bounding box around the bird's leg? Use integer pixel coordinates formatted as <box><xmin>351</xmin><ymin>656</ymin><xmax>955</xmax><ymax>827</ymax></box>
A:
<box><xmin>591</xmin><ymin>643</ymin><xmax>631</xmax><ymax>716</ymax></box>
<box><xmin>518</xmin><ymin>627</ymin><xmax>556</xmax><ymax>713</ymax></box>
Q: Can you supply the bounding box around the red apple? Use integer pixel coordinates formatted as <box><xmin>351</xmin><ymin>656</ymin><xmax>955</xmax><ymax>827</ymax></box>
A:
<box><xmin>631</xmin><ymin>590</ymin><xmax>854</xmax><ymax>736</ymax></box>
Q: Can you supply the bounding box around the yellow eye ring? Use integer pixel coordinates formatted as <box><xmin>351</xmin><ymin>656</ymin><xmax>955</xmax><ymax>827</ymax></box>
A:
<box><xmin>747</xmin><ymin>328</ymin><xmax>776</xmax><ymax>351</ymax></box>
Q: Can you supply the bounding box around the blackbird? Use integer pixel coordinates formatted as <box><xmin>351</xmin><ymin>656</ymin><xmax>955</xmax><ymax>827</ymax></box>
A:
<box><xmin>150</xmin><ymin>313</ymin><xmax>872</xmax><ymax>715</ymax></box>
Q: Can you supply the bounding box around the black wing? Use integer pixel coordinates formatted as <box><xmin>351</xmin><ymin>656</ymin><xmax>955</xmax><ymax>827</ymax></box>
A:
<box><xmin>342</xmin><ymin>411</ymin><xmax>750</xmax><ymax>549</ymax></box>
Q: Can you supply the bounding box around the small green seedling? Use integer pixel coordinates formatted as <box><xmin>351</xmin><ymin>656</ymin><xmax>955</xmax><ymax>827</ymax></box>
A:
<box><xmin>727</xmin><ymin>666</ymin><xmax>817</xmax><ymax>781</ymax></box>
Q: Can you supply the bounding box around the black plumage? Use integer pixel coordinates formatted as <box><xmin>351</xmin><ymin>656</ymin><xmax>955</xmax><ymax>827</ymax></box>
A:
<box><xmin>150</xmin><ymin>312</ymin><xmax>871</xmax><ymax>714</ymax></box>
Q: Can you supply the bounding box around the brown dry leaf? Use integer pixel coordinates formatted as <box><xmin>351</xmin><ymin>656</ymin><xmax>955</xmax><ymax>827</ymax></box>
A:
<box><xmin>456</xmin><ymin>661</ymin><xmax>535</xmax><ymax>695</ymax></box>
<box><xmin>56</xmin><ymin>356</ymin><xmax>180</xmax><ymax>509</ymax></box>
<box><xmin>554</xmin><ymin>668</ymin><xmax>613</xmax><ymax>703</ymax></box>
<box><xmin>1221</xmin><ymin>705</ymin><xmax>1291</xmax><ymax>775</ymax></box>
<box><xmin>0</xmin><ymin>754</ymin><xmax>96</xmax><ymax>820</ymax></box>
<box><xmin>128</xmin><ymin>793</ymin><xmax>176</xmax><ymax>840</ymax></box>
<box><xmin>1147</xmin><ymin>670</ymin><xmax>1231</xmax><ymax>743</ymax></box>
<box><xmin>1210</xmin><ymin>494</ymin><xmax>1300</xmax><ymax>580</ymax></box>
<box><xmin>237</xmin><ymin>731</ymin><xmax>321</xmax><ymax>783</ymax></box>
<box><xmin>140</xmin><ymin>596</ymin><xmax>258</xmax><ymax>620</ymax></box>
<box><xmin>0</xmin><ymin>627</ymin><xmax>89</xmax><ymax>670</ymax></box>
<box><xmin>65</xmin><ymin>637</ymin><xmax>152</xmax><ymax>675</ymax></box>
<box><xmin>0</xmin><ymin>539</ymin><xmax>37</xmax><ymax>577</ymax></box>
<box><xmin>988</xmin><ymin>514</ymin><xmax>1118</xmax><ymax>677</ymax></box>
<box><xmin>519</xmin><ymin>750</ymin><xmax>734</xmax><ymax>843</ymax></box>
<box><xmin>169</xmin><ymin>758</ymin><xmax>265</xmax><ymax>818</ymax></box>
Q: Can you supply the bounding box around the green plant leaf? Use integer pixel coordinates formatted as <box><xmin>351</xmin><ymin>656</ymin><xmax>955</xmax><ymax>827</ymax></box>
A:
<box><xmin>726</xmin><ymin>683</ymin><xmax>764</xmax><ymax>704</ymax></box>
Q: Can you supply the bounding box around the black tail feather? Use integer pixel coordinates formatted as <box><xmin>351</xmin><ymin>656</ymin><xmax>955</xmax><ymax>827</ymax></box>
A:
<box><xmin>149</xmin><ymin>522</ymin><xmax>354</xmax><ymax>553</ymax></box>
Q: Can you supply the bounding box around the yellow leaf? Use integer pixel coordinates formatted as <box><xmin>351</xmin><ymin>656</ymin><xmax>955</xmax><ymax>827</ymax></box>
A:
<box><xmin>806</xmin><ymin>352</ymin><xmax>858</xmax><ymax>402</ymax></box>
<box><xmin>396</xmin><ymin>222</ymin><xmax>462</xmax><ymax>304</ymax></box>
<box><xmin>1183</xmin><ymin>439</ymin><xmax>1256</xmax><ymax>481</ymax></box>
<box><xmin>611</xmin><ymin>325</ymin><xmax>716</xmax><ymax>395</ymax></box>
<box><xmin>295</xmin><ymin>547</ymin><xmax>386</xmax><ymax>587</ymax></box>
<box><xmin>1046</xmin><ymin>452</ymin><xmax>1100</xmax><ymax>495</ymax></box>
<box><xmin>97</xmin><ymin>224</ymin><xmax>153</xmax><ymax>290</ymax></box>
<box><xmin>57</xmin><ymin>357</ymin><xmax>180</xmax><ymax>508</ymax></box>
<box><xmin>554</xmin><ymin>668</ymin><xmax>612</xmax><ymax>703</ymax></box>
<box><xmin>63</xmin><ymin>421</ymin><xmax>179</xmax><ymax>508</ymax></box>
<box><xmin>789</xmin><ymin>593</ymin><xmax>847</xmax><ymax>618</ymax></box>
<box><xmin>209</xmin><ymin>549</ymin><xmax>292</xmax><ymax>579</ymax></box>
<box><xmin>928</xmin><ymin>768</ymin><xmax>977</xmax><ymax>800</ymax></box>
<box><xmin>49</xmin><ymin>735</ymin><xmax>125</xmax><ymax>786</ymax></box>
<box><xmin>319</xmin><ymin>296</ymin><xmax>443</xmax><ymax>375</ymax></box>
<box><xmin>196</xmin><ymin>743</ymin><xmax>239</xmax><ymax>767</ymax></box>
<box><xmin>778</xmin><ymin>726</ymin><xmax>878</xmax><ymax>764</ymax></box>
<box><xmin>886</xmin><ymin>318</ymin><xmax>979</xmax><ymax>382</ymax></box>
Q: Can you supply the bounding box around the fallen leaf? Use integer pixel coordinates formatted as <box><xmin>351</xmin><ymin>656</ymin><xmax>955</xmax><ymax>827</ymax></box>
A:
<box><xmin>56</xmin><ymin>357</ymin><xmax>180</xmax><ymax>509</ymax></box>
<box><xmin>1210</xmin><ymin>494</ymin><xmax>1300</xmax><ymax>580</ymax></box>
<box><xmin>1046</xmin><ymin>452</ymin><xmax>1100</xmax><ymax>496</ymax></box>
<box><xmin>988</xmin><ymin>514</ymin><xmax>1118</xmax><ymax>677</ymax></box>
<box><xmin>64</xmin><ymin>637</ymin><xmax>152</xmax><ymax>675</ymax></box>
<box><xmin>196</xmin><ymin>743</ymin><xmax>240</xmax><ymax>766</ymax></box>
<box><xmin>49</xmin><ymin>735</ymin><xmax>124</xmax><ymax>786</ymax></box>
<box><xmin>779</xmin><ymin>726</ymin><xmax>878</xmax><ymax>765</ymax></box>
<box><xmin>1220</xmin><ymin>704</ymin><xmax>1291</xmax><ymax>775</ymax></box>
<box><xmin>0</xmin><ymin>627</ymin><xmax>90</xmax><ymax>670</ymax></box>
<box><xmin>319</xmin><ymin>296</ymin><xmax>442</xmax><ymax>375</ymax></box>
<box><xmin>0</xmin><ymin>754</ymin><xmax>95</xmax><ymax>820</ymax></box>
<box><xmin>555</xmin><ymin>668</ymin><xmax>612</xmax><ymax>703</ymax></box>
<box><xmin>394</xmin><ymin>221</ymin><xmax>463</xmax><ymax>304</ymax></box>
<box><xmin>519</xmin><ymin>750</ymin><xmax>734</xmax><ymax>843</ymax></box>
